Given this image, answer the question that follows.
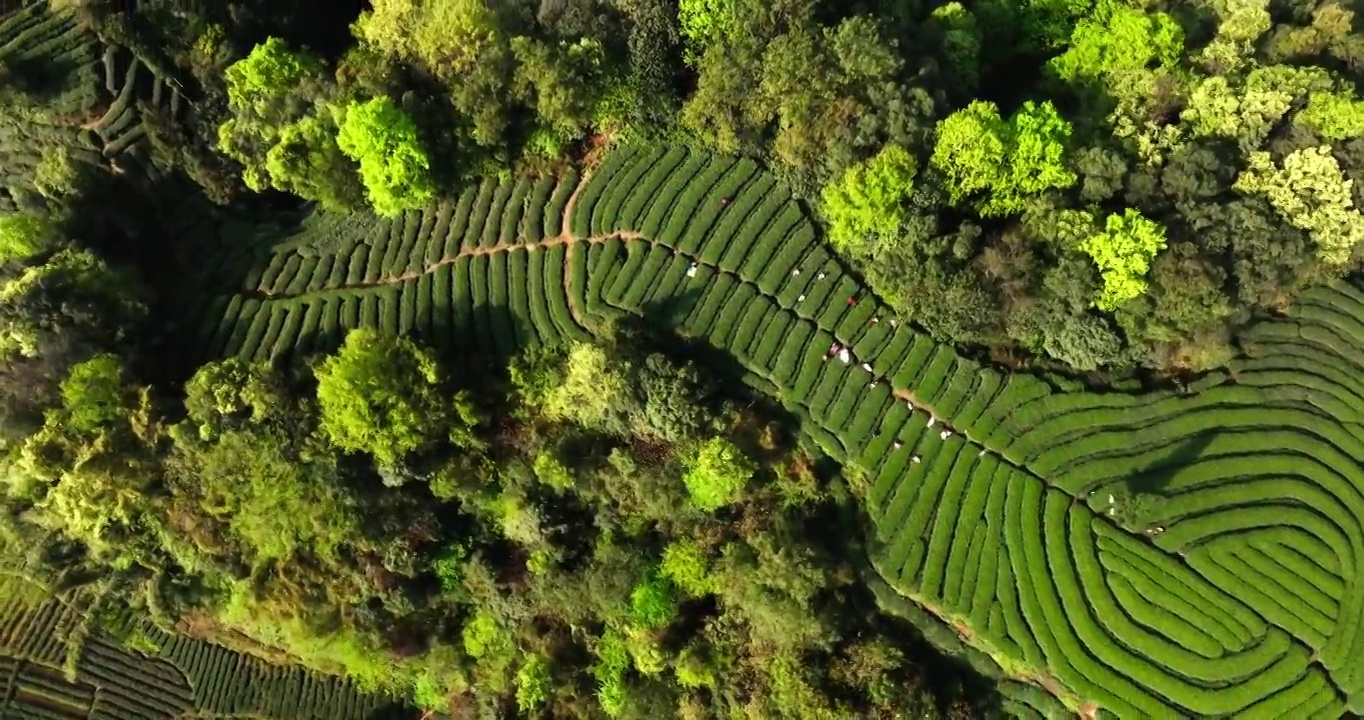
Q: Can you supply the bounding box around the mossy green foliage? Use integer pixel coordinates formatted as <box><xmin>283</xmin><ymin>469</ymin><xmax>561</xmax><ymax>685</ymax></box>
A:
<box><xmin>314</xmin><ymin>327</ymin><xmax>472</xmax><ymax>467</ymax></box>
<box><xmin>1048</xmin><ymin>8</ymin><xmax>1183</xmax><ymax>86</ymax></box>
<box><xmin>336</xmin><ymin>97</ymin><xmax>436</xmax><ymax>217</ymax></box>
<box><xmin>678</xmin><ymin>0</ymin><xmax>738</xmax><ymax>63</ymax></box>
<box><xmin>592</xmin><ymin>629</ymin><xmax>631</xmax><ymax>717</ymax></box>
<box><xmin>223</xmin><ymin>37</ymin><xmax>318</xmax><ymax>112</ymax></box>
<box><xmin>0</xmin><ymin>213</ymin><xmax>53</xmax><ymax>264</ymax></box>
<box><xmin>217</xmin><ymin>38</ymin><xmax>361</xmax><ymax>211</ymax></box>
<box><xmin>1298</xmin><ymin>90</ymin><xmax>1364</xmax><ymax>141</ymax></box>
<box><xmin>820</xmin><ymin>143</ymin><xmax>917</xmax><ymax>256</ymax></box>
<box><xmin>629</xmin><ymin>573</ymin><xmax>678</xmax><ymax>629</ymax></box>
<box><xmin>1079</xmin><ymin>209</ymin><xmax>1168</xmax><ymax>311</ymax></box>
<box><xmin>660</xmin><ymin>538</ymin><xmax>715</xmax><ymax>597</ymax></box>
<box><xmin>59</xmin><ymin>353</ymin><xmax>128</xmax><ymax>434</ymax></box>
<box><xmin>683</xmin><ymin>436</ymin><xmax>756</xmax><ymax>511</ymax></box>
<box><xmin>930</xmin><ymin>100</ymin><xmax>1075</xmax><ymax>218</ymax></box>
<box><xmin>515</xmin><ymin>655</ymin><xmax>552</xmax><ymax>712</ymax></box>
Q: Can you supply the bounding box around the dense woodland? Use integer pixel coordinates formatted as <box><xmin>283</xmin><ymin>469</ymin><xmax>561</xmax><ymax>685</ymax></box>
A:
<box><xmin>2</xmin><ymin>0</ymin><xmax>1364</xmax><ymax>716</ymax></box>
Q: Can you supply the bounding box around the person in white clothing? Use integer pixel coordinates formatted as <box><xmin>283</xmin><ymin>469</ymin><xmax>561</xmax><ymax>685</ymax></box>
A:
<box><xmin>686</xmin><ymin>262</ymin><xmax>698</xmax><ymax>277</ymax></box>
<box><xmin>837</xmin><ymin>347</ymin><xmax>851</xmax><ymax>364</ymax></box>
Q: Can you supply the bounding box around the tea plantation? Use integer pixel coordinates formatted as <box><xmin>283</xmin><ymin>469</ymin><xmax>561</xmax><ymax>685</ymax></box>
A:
<box><xmin>0</xmin><ymin>575</ymin><xmax>407</xmax><ymax>720</ymax></box>
<box><xmin>3</xmin><ymin>1</ymin><xmax>1363</xmax><ymax>715</ymax></box>
<box><xmin>178</xmin><ymin>142</ymin><xmax>1364</xmax><ymax>717</ymax></box>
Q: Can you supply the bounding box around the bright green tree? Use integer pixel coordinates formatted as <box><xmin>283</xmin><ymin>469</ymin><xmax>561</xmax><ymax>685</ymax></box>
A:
<box><xmin>820</xmin><ymin>143</ymin><xmax>918</xmax><ymax>256</ymax></box>
<box><xmin>1234</xmin><ymin>146</ymin><xmax>1364</xmax><ymax>265</ymax></box>
<box><xmin>1078</xmin><ymin>209</ymin><xmax>1168</xmax><ymax>311</ymax></box>
<box><xmin>1298</xmin><ymin>90</ymin><xmax>1364</xmax><ymax>140</ymax></box>
<box><xmin>352</xmin><ymin>0</ymin><xmax>500</xmax><ymax>80</ymax></box>
<box><xmin>534</xmin><ymin>342</ymin><xmax>627</xmax><ymax>429</ymax></box>
<box><xmin>314</xmin><ymin>328</ymin><xmax>473</xmax><ymax>466</ymax></box>
<box><xmin>1195</xmin><ymin>0</ymin><xmax>1271</xmax><ymax>73</ymax></box>
<box><xmin>1181</xmin><ymin>65</ymin><xmax>1333</xmax><ymax>152</ymax></box>
<box><xmin>516</xmin><ymin>656</ymin><xmax>552</xmax><ymax>713</ymax></box>
<box><xmin>16</xmin><ymin>354</ymin><xmax>155</xmax><ymax>561</ymax></box>
<box><xmin>592</xmin><ymin>630</ymin><xmax>631</xmax><ymax>717</ymax></box>
<box><xmin>683</xmin><ymin>437</ymin><xmax>755</xmax><ymax>512</ymax></box>
<box><xmin>0</xmin><ymin>213</ymin><xmax>55</xmax><ymax>263</ymax></box>
<box><xmin>1048</xmin><ymin>8</ymin><xmax>1183</xmax><ymax>86</ymax></box>
<box><xmin>60</xmin><ymin>354</ymin><xmax>130</xmax><ymax>434</ymax></box>
<box><xmin>336</xmin><ymin>97</ymin><xmax>436</xmax><ymax>217</ymax></box>
<box><xmin>931</xmin><ymin>100</ymin><xmax>1076</xmax><ymax>217</ymax></box>
<box><xmin>223</xmin><ymin>37</ymin><xmax>319</xmax><ymax>113</ymax></box>
<box><xmin>630</xmin><ymin>573</ymin><xmax>678</xmax><ymax>629</ymax></box>
<box><xmin>217</xmin><ymin>39</ymin><xmax>360</xmax><ymax>210</ymax></box>
<box><xmin>678</xmin><ymin>0</ymin><xmax>737</xmax><ymax>63</ymax></box>
<box><xmin>660</xmin><ymin>538</ymin><xmax>715</xmax><ymax>597</ymax></box>
<box><xmin>180</xmin><ymin>358</ymin><xmax>289</xmax><ymax>440</ymax></box>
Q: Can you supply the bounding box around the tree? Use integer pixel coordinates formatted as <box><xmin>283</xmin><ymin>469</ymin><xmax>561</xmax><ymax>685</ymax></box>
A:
<box><xmin>1078</xmin><ymin>209</ymin><xmax>1168</xmax><ymax>311</ymax></box>
<box><xmin>59</xmin><ymin>354</ymin><xmax>129</xmax><ymax>434</ymax></box>
<box><xmin>1048</xmin><ymin>8</ymin><xmax>1183</xmax><ymax>87</ymax></box>
<box><xmin>1233</xmin><ymin>146</ymin><xmax>1364</xmax><ymax>265</ymax></box>
<box><xmin>629</xmin><ymin>573</ymin><xmax>678</xmax><ymax>629</ymax></box>
<box><xmin>1298</xmin><ymin>90</ymin><xmax>1364</xmax><ymax>141</ymax></box>
<box><xmin>660</xmin><ymin>538</ymin><xmax>715</xmax><ymax>597</ymax></box>
<box><xmin>515</xmin><ymin>655</ymin><xmax>552</xmax><ymax>713</ymax></box>
<box><xmin>930</xmin><ymin>100</ymin><xmax>1076</xmax><ymax>217</ymax></box>
<box><xmin>683</xmin><ymin>437</ymin><xmax>755</xmax><ymax>511</ymax></box>
<box><xmin>314</xmin><ymin>328</ymin><xmax>475</xmax><ymax>467</ymax></box>
<box><xmin>351</xmin><ymin>0</ymin><xmax>515</xmax><ymax>149</ymax></box>
<box><xmin>217</xmin><ymin>39</ymin><xmax>361</xmax><ymax>210</ymax></box>
<box><xmin>821</xmin><ymin>143</ymin><xmax>918</xmax><ymax>257</ymax></box>
<box><xmin>929</xmin><ymin>3</ymin><xmax>982</xmax><ymax>93</ymax></box>
<box><xmin>335</xmin><ymin>97</ymin><xmax>436</xmax><ymax>217</ymax></box>
<box><xmin>0</xmin><ymin>212</ymin><xmax>55</xmax><ymax>263</ymax></box>
<box><xmin>180</xmin><ymin>358</ymin><xmax>291</xmax><ymax>440</ymax></box>
<box><xmin>1181</xmin><ymin>65</ymin><xmax>1333</xmax><ymax>152</ymax></box>
<box><xmin>15</xmin><ymin>354</ymin><xmax>158</xmax><ymax>562</ymax></box>
<box><xmin>0</xmin><ymin>248</ymin><xmax>145</xmax><ymax>440</ymax></box>
<box><xmin>510</xmin><ymin>36</ymin><xmax>605</xmax><ymax>144</ymax></box>
<box><xmin>517</xmin><ymin>342</ymin><xmax>627</xmax><ymax>430</ymax></box>
<box><xmin>223</xmin><ymin>37</ymin><xmax>319</xmax><ymax>115</ymax></box>
<box><xmin>1197</xmin><ymin>0</ymin><xmax>1271</xmax><ymax>74</ymax></box>
<box><xmin>263</xmin><ymin>115</ymin><xmax>363</xmax><ymax>212</ymax></box>
<box><xmin>678</xmin><ymin>0</ymin><xmax>737</xmax><ymax>63</ymax></box>
<box><xmin>352</xmin><ymin>0</ymin><xmax>501</xmax><ymax>80</ymax></box>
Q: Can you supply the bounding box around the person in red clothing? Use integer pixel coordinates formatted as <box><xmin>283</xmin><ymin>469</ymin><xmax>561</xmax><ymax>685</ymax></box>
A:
<box><xmin>846</xmin><ymin>296</ymin><xmax>855</xmax><ymax>306</ymax></box>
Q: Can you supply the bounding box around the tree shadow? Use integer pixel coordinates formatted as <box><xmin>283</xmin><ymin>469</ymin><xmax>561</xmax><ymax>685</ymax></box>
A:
<box><xmin>1115</xmin><ymin>430</ymin><xmax>1218</xmax><ymax>497</ymax></box>
<box><xmin>1088</xmin><ymin>430</ymin><xmax>1220</xmax><ymax>530</ymax></box>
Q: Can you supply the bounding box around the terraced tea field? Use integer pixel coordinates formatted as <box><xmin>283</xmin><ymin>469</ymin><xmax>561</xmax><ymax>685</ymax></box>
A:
<box><xmin>182</xmin><ymin>143</ymin><xmax>1364</xmax><ymax>717</ymax></box>
<box><xmin>0</xmin><ymin>2</ymin><xmax>187</xmax><ymax>208</ymax></box>
<box><xmin>0</xmin><ymin>575</ymin><xmax>407</xmax><ymax>719</ymax></box>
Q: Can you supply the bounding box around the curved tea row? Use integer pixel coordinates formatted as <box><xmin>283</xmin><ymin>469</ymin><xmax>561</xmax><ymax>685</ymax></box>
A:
<box><xmin>189</xmin><ymin>144</ymin><xmax>1364</xmax><ymax>716</ymax></box>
